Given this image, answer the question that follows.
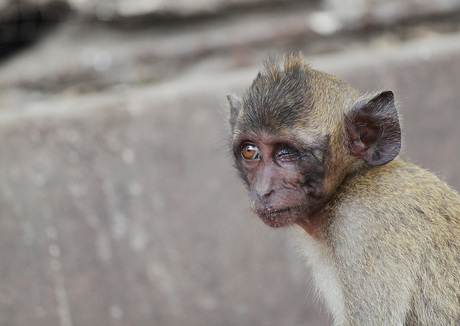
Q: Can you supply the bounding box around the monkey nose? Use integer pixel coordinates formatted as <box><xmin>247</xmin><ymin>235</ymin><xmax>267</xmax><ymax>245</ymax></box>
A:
<box><xmin>253</xmin><ymin>167</ymin><xmax>275</xmax><ymax>202</ymax></box>
<box><xmin>254</xmin><ymin>184</ymin><xmax>275</xmax><ymax>202</ymax></box>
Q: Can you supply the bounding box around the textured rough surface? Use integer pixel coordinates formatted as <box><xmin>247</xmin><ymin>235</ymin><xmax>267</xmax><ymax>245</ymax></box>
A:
<box><xmin>0</xmin><ymin>73</ymin><xmax>328</xmax><ymax>325</ymax></box>
<box><xmin>0</xmin><ymin>1</ymin><xmax>460</xmax><ymax>325</ymax></box>
<box><xmin>68</xmin><ymin>0</ymin><xmax>286</xmax><ymax>17</ymax></box>
<box><xmin>1</xmin><ymin>34</ymin><xmax>460</xmax><ymax>325</ymax></box>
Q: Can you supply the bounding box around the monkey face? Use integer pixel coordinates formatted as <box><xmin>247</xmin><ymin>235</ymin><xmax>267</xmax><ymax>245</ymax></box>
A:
<box><xmin>228</xmin><ymin>54</ymin><xmax>400</xmax><ymax>233</ymax></box>
<box><xmin>233</xmin><ymin>132</ymin><xmax>328</xmax><ymax>228</ymax></box>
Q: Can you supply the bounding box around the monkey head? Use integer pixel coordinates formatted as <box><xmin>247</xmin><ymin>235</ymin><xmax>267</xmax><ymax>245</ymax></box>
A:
<box><xmin>228</xmin><ymin>54</ymin><xmax>401</xmax><ymax>234</ymax></box>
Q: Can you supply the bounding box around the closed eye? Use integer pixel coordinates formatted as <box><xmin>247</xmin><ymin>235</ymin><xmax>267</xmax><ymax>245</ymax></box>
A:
<box><xmin>275</xmin><ymin>144</ymin><xmax>299</xmax><ymax>162</ymax></box>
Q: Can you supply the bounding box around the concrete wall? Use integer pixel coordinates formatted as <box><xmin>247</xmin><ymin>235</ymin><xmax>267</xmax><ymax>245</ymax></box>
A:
<box><xmin>0</xmin><ymin>2</ymin><xmax>459</xmax><ymax>326</ymax></box>
<box><xmin>0</xmin><ymin>32</ymin><xmax>459</xmax><ymax>325</ymax></box>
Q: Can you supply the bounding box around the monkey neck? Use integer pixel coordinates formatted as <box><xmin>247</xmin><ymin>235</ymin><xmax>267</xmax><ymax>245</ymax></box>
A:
<box><xmin>295</xmin><ymin>160</ymin><xmax>367</xmax><ymax>238</ymax></box>
<box><xmin>295</xmin><ymin>176</ymin><xmax>345</xmax><ymax>239</ymax></box>
<box><xmin>295</xmin><ymin>202</ymin><xmax>328</xmax><ymax>239</ymax></box>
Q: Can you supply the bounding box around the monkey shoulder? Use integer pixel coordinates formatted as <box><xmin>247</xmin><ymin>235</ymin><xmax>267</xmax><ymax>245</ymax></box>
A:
<box><xmin>320</xmin><ymin>158</ymin><xmax>460</xmax><ymax>326</ymax></box>
<box><xmin>335</xmin><ymin>158</ymin><xmax>460</xmax><ymax>212</ymax></box>
<box><xmin>326</xmin><ymin>158</ymin><xmax>460</xmax><ymax>247</ymax></box>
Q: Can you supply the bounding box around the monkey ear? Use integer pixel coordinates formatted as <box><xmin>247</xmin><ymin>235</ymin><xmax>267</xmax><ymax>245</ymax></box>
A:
<box><xmin>227</xmin><ymin>94</ymin><xmax>242</xmax><ymax>131</ymax></box>
<box><xmin>345</xmin><ymin>91</ymin><xmax>401</xmax><ymax>166</ymax></box>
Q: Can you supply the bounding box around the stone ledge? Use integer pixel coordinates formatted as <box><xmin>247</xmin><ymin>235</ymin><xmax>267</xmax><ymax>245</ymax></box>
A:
<box><xmin>1</xmin><ymin>0</ymin><xmax>460</xmax><ymax>101</ymax></box>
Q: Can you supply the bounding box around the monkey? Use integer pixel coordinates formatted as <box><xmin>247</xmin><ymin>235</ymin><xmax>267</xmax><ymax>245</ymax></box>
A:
<box><xmin>227</xmin><ymin>53</ymin><xmax>460</xmax><ymax>325</ymax></box>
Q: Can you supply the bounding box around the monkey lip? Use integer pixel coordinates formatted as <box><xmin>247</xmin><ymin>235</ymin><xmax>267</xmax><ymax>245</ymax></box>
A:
<box><xmin>255</xmin><ymin>206</ymin><xmax>304</xmax><ymax>228</ymax></box>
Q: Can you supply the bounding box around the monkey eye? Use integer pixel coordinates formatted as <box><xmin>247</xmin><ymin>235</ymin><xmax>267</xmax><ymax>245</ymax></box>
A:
<box><xmin>275</xmin><ymin>144</ymin><xmax>299</xmax><ymax>162</ymax></box>
<box><xmin>241</xmin><ymin>143</ymin><xmax>260</xmax><ymax>160</ymax></box>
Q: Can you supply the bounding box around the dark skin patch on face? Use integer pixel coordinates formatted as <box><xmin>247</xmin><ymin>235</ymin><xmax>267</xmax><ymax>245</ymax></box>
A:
<box><xmin>229</xmin><ymin>54</ymin><xmax>359</xmax><ymax>237</ymax></box>
<box><xmin>233</xmin><ymin>131</ymin><xmax>331</xmax><ymax>234</ymax></box>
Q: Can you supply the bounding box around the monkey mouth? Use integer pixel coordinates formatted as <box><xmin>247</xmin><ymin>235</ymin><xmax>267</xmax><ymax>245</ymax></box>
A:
<box><xmin>255</xmin><ymin>206</ymin><xmax>303</xmax><ymax>228</ymax></box>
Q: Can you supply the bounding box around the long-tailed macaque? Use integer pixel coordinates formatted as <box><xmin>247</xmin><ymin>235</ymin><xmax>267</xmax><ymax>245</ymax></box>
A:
<box><xmin>228</xmin><ymin>53</ymin><xmax>460</xmax><ymax>325</ymax></box>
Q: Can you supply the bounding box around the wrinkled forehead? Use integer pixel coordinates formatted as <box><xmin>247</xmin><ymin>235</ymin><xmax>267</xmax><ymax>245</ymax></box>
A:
<box><xmin>232</xmin><ymin>122</ymin><xmax>329</xmax><ymax>151</ymax></box>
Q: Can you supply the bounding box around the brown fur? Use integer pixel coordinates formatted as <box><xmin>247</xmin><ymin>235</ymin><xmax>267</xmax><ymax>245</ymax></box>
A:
<box><xmin>228</xmin><ymin>53</ymin><xmax>460</xmax><ymax>325</ymax></box>
<box><xmin>324</xmin><ymin>159</ymin><xmax>460</xmax><ymax>325</ymax></box>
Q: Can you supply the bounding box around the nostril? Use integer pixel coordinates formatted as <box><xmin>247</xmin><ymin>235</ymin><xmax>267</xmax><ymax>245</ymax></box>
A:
<box><xmin>255</xmin><ymin>187</ymin><xmax>275</xmax><ymax>203</ymax></box>
<box><xmin>251</xmin><ymin>186</ymin><xmax>274</xmax><ymax>201</ymax></box>
<box><xmin>261</xmin><ymin>188</ymin><xmax>275</xmax><ymax>199</ymax></box>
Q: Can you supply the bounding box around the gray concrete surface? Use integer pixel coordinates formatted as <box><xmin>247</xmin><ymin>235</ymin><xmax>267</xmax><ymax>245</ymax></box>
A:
<box><xmin>0</xmin><ymin>66</ymin><xmax>330</xmax><ymax>326</ymax></box>
<box><xmin>2</xmin><ymin>0</ymin><xmax>460</xmax><ymax>103</ymax></box>
<box><xmin>0</xmin><ymin>2</ymin><xmax>460</xmax><ymax>326</ymax></box>
<box><xmin>0</xmin><ymin>31</ymin><xmax>459</xmax><ymax>325</ymax></box>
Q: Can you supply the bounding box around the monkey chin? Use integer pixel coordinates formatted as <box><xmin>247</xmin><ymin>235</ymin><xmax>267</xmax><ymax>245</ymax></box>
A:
<box><xmin>255</xmin><ymin>206</ymin><xmax>305</xmax><ymax>228</ymax></box>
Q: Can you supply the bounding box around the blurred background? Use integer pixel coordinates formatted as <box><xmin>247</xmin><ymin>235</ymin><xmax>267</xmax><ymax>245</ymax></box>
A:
<box><xmin>0</xmin><ymin>0</ymin><xmax>459</xmax><ymax>325</ymax></box>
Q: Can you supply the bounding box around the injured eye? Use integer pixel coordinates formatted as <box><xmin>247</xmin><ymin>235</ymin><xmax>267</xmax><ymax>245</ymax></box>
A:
<box><xmin>273</xmin><ymin>143</ymin><xmax>301</xmax><ymax>163</ymax></box>
<box><xmin>241</xmin><ymin>143</ymin><xmax>261</xmax><ymax>160</ymax></box>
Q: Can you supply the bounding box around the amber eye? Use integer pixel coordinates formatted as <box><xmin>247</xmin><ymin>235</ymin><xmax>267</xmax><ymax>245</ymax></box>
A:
<box><xmin>241</xmin><ymin>143</ymin><xmax>260</xmax><ymax>160</ymax></box>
